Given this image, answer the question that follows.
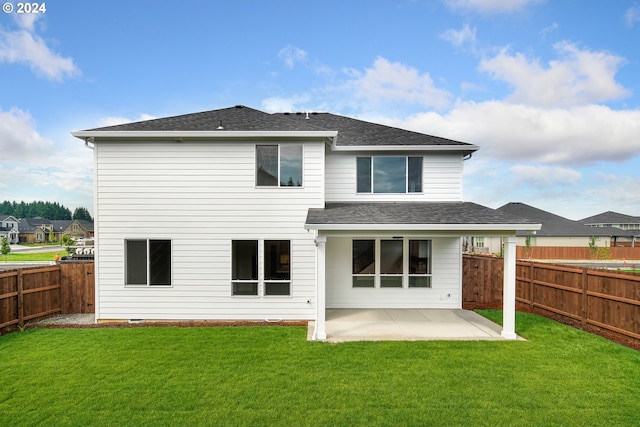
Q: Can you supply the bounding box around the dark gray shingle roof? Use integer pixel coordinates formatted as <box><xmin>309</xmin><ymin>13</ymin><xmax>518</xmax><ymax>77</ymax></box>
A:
<box><xmin>276</xmin><ymin>112</ymin><xmax>475</xmax><ymax>148</ymax></box>
<box><xmin>306</xmin><ymin>202</ymin><xmax>538</xmax><ymax>226</ymax></box>
<box><xmin>80</xmin><ymin>105</ymin><xmax>476</xmax><ymax>150</ymax></box>
<box><xmin>84</xmin><ymin>105</ymin><xmax>320</xmax><ymax>132</ymax></box>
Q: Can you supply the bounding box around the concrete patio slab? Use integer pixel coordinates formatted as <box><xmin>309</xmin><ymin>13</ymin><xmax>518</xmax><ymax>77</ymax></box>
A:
<box><xmin>307</xmin><ymin>309</ymin><xmax>521</xmax><ymax>343</ymax></box>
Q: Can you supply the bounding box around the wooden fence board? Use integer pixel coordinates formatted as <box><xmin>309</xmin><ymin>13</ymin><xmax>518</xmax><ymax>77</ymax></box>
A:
<box><xmin>0</xmin><ymin>263</ymin><xmax>95</xmax><ymax>330</ymax></box>
<box><xmin>463</xmin><ymin>255</ymin><xmax>640</xmax><ymax>344</ymax></box>
<box><xmin>517</xmin><ymin>246</ymin><xmax>640</xmax><ymax>260</ymax></box>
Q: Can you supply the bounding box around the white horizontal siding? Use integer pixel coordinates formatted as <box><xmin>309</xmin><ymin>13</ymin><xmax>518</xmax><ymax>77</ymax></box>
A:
<box><xmin>325</xmin><ymin>149</ymin><xmax>464</xmax><ymax>202</ymax></box>
<box><xmin>94</xmin><ymin>139</ymin><xmax>324</xmax><ymax>321</ymax></box>
<box><xmin>325</xmin><ymin>236</ymin><xmax>462</xmax><ymax>309</ymax></box>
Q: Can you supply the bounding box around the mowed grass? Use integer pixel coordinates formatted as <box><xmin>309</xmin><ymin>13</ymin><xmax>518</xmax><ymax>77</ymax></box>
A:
<box><xmin>1</xmin><ymin>311</ymin><xmax>638</xmax><ymax>427</ymax></box>
<box><xmin>0</xmin><ymin>250</ymin><xmax>68</xmax><ymax>262</ymax></box>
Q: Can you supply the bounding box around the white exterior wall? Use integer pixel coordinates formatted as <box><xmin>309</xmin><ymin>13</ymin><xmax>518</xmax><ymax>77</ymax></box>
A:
<box><xmin>94</xmin><ymin>139</ymin><xmax>325</xmax><ymax>321</ymax></box>
<box><xmin>325</xmin><ymin>236</ymin><xmax>462</xmax><ymax>309</ymax></box>
<box><xmin>325</xmin><ymin>149</ymin><xmax>464</xmax><ymax>202</ymax></box>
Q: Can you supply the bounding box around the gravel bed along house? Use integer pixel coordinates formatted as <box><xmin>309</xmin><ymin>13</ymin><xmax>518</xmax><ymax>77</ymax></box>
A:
<box><xmin>35</xmin><ymin>314</ymin><xmax>95</xmax><ymax>325</ymax></box>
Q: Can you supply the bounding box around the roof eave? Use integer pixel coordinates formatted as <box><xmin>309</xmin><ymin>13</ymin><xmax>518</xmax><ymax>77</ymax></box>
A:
<box><xmin>304</xmin><ymin>223</ymin><xmax>542</xmax><ymax>232</ymax></box>
<box><xmin>71</xmin><ymin>130</ymin><xmax>338</xmax><ymax>140</ymax></box>
<box><xmin>329</xmin><ymin>144</ymin><xmax>480</xmax><ymax>152</ymax></box>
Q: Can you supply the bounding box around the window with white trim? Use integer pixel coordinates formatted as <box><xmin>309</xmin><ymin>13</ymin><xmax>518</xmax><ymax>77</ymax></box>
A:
<box><xmin>256</xmin><ymin>145</ymin><xmax>303</xmax><ymax>187</ymax></box>
<box><xmin>231</xmin><ymin>239</ymin><xmax>291</xmax><ymax>296</ymax></box>
<box><xmin>125</xmin><ymin>239</ymin><xmax>171</xmax><ymax>286</ymax></box>
<box><xmin>352</xmin><ymin>238</ymin><xmax>432</xmax><ymax>288</ymax></box>
<box><xmin>352</xmin><ymin>239</ymin><xmax>375</xmax><ymax>287</ymax></box>
<box><xmin>356</xmin><ymin>156</ymin><xmax>423</xmax><ymax>193</ymax></box>
<box><xmin>264</xmin><ymin>240</ymin><xmax>291</xmax><ymax>295</ymax></box>
<box><xmin>231</xmin><ymin>240</ymin><xmax>258</xmax><ymax>296</ymax></box>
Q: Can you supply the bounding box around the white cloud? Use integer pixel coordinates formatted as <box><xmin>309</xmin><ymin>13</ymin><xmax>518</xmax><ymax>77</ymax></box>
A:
<box><xmin>278</xmin><ymin>45</ymin><xmax>307</xmax><ymax>68</ymax></box>
<box><xmin>345</xmin><ymin>57</ymin><xmax>451</xmax><ymax>109</ymax></box>
<box><xmin>389</xmin><ymin>101</ymin><xmax>640</xmax><ymax>166</ymax></box>
<box><xmin>0</xmin><ymin>16</ymin><xmax>79</xmax><ymax>81</ymax></box>
<box><xmin>13</xmin><ymin>11</ymin><xmax>40</xmax><ymax>31</ymax></box>
<box><xmin>442</xmin><ymin>0</ymin><xmax>545</xmax><ymax>14</ymax></box>
<box><xmin>479</xmin><ymin>42</ymin><xmax>629</xmax><ymax>107</ymax></box>
<box><xmin>261</xmin><ymin>95</ymin><xmax>313</xmax><ymax>113</ymax></box>
<box><xmin>0</xmin><ymin>107</ymin><xmax>53</xmax><ymax>161</ymax></box>
<box><xmin>625</xmin><ymin>6</ymin><xmax>640</xmax><ymax>27</ymax></box>
<box><xmin>440</xmin><ymin>24</ymin><xmax>477</xmax><ymax>49</ymax></box>
<box><xmin>96</xmin><ymin>114</ymin><xmax>157</xmax><ymax>127</ymax></box>
<box><xmin>510</xmin><ymin>164</ymin><xmax>581</xmax><ymax>187</ymax></box>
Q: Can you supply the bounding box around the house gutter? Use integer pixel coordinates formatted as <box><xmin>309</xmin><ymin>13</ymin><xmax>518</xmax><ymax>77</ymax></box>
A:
<box><xmin>328</xmin><ymin>144</ymin><xmax>479</xmax><ymax>153</ymax></box>
<box><xmin>304</xmin><ymin>223</ymin><xmax>542</xmax><ymax>232</ymax></box>
<box><xmin>71</xmin><ymin>130</ymin><xmax>338</xmax><ymax>140</ymax></box>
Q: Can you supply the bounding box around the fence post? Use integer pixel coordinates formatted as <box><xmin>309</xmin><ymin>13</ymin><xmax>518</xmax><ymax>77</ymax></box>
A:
<box><xmin>581</xmin><ymin>267</ymin><xmax>588</xmax><ymax>326</ymax></box>
<box><xmin>17</xmin><ymin>270</ymin><xmax>24</xmax><ymax>328</ymax></box>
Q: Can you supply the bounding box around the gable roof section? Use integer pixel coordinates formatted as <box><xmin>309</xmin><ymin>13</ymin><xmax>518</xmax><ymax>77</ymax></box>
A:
<box><xmin>305</xmin><ymin>202</ymin><xmax>540</xmax><ymax>232</ymax></box>
<box><xmin>72</xmin><ymin>105</ymin><xmax>337</xmax><ymax>141</ymax></box>
<box><xmin>276</xmin><ymin>112</ymin><xmax>478</xmax><ymax>152</ymax></box>
<box><xmin>497</xmin><ymin>203</ymin><xmax>634</xmax><ymax>237</ymax></box>
<box><xmin>81</xmin><ymin>106</ymin><xmax>320</xmax><ymax>132</ymax></box>
<box><xmin>72</xmin><ymin>105</ymin><xmax>477</xmax><ymax>152</ymax></box>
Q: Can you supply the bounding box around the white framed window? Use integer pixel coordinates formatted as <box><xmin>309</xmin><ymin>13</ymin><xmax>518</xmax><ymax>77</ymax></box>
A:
<box><xmin>231</xmin><ymin>240</ymin><xmax>258</xmax><ymax>296</ymax></box>
<box><xmin>352</xmin><ymin>238</ymin><xmax>432</xmax><ymax>288</ymax></box>
<box><xmin>125</xmin><ymin>239</ymin><xmax>172</xmax><ymax>286</ymax></box>
<box><xmin>356</xmin><ymin>156</ymin><xmax>423</xmax><ymax>193</ymax></box>
<box><xmin>256</xmin><ymin>145</ymin><xmax>303</xmax><ymax>187</ymax></box>
<box><xmin>231</xmin><ymin>239</ymin><xmax>291</xmax><ymax>297</ymax></box>
<box><xmin>352</xmin><ymin>239</ymin><xmax>375</xmax><ymax>287</ymax></box>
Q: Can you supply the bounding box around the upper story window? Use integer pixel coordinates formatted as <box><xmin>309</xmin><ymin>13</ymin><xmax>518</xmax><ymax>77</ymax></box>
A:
<box><xmin>356</xmin><ymin>156</ymin><xmax>423</xmax><ymax>193</ymax></box>
<box><xmin>256</xmin><ymin>145</ymin><xmax>303</xmax><ymax>187</ymax></box>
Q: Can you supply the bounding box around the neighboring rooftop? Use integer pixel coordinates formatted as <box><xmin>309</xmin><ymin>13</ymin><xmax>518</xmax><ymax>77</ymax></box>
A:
<box><xmin>498</xmin><ymin>203</ymin><xmax>634</xmax><ymax>237</ymax></box>
<box><xmin>580</xmin><ymin>211</ymin><xmax>640</xmax><ymax>226</ymax></box>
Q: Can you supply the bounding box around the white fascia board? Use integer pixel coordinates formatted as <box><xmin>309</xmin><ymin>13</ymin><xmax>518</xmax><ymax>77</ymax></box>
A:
<box><xmin>305</xmin><ymin>223</ymin><xmax>542</xmax><ymax>232</ymax></box>
<box><xmin>329</xmin><ymin>144</ymin><xmax>480</xmax><ymax>152</ymax></box>
<box><xmin>71</xmin><ymin>130</ymin><xmax>338</xmax><ymax>140</ymax></box>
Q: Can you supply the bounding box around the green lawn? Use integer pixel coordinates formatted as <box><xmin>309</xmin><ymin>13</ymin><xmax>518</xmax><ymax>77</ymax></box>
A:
<box><xmin>1</xmin><ymin>311</ymin><xmax>638</xmax><ymax>426</ymax></box>
<box><xmin>0</xmin><ymin>250</ymin><xmax>68</xmax><ymax>262</ymax></box>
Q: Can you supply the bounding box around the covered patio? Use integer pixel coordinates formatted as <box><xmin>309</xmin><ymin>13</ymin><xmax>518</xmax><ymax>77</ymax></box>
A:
<box><xmin>307</xmin><ymin>308</ymin><xmax>518</xmax><ymax>342</ymax></box>
<box><xmin>305</xmin><ymin>202</ymin><xmax>542</xmax><ymax>341</ymax></box>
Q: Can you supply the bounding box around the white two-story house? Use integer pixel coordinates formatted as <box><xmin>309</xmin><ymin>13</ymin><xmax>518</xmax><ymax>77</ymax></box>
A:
<box><xmin>72</xmin><ymin>105</ymin><xmax>539</xmax><ymax>340</ymax></box>
<box><xmin>0</xmin><ymin>215</ymin><xmax>19</xmax><ymax>244</ymax></box>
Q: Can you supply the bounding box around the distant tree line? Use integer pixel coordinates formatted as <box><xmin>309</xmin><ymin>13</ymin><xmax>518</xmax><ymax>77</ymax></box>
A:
<box><xmin>0</xmin><ymin>200</ymin><xmax>93</xmax><ymax>222</ymax></box>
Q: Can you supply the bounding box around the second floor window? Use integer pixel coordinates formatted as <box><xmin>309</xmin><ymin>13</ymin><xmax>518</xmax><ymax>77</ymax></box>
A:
<box><xmin>357</xmin><ymin>156</ymin><xmax>423</xmax><ymax>193</ymax></box>
<box><xmin>256</xmin><ymin>145</ymin><xmax>303</xmax><ymax>187</ymax></box>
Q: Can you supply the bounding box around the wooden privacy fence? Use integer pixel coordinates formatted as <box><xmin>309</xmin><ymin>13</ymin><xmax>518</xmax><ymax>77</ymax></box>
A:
<box><xmin>0</xmin><ymin>262</ymin><xmax>94</xmax><ymax>329</ymax></box>
<box><xmin>463</xmin><ymin>255</ymin><xmax>640</xmax><ymax>343</ymax></box>
<box><xmin>516</xmin><ymin>246</ymin><xmax>640</xmax><ymax>261</ymax></box>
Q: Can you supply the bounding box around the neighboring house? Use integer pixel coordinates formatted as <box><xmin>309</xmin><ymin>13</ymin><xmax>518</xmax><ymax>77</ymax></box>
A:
<box><xmin>581</xmin><ymin>211</ymin><xmax>640</xmax><ymax>247</ymax></box>
<box><xmin>72</xmin><ymin>105</ymin><xmax>540</xmax><ymax>340</ymax></box>
<box><xmin>476</xmin><ymin>202</ymin><xmax>633</xmax><ymax>254</ymax></box>
<box><xmin>0</xmin><ymin>215</ymin><xmax>20</xmax><ymax>244</ymax></box>
<box><xmin>17</xmin><ymin>218</ymin><xmax>94</xmax><ymax>243</ymax></box>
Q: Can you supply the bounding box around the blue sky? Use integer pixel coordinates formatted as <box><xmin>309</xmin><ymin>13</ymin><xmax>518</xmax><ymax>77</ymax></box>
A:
<box><xmin>1</xmin><ymin>0</ymin><xmax>639</xmax><ymax>220</ymax></box>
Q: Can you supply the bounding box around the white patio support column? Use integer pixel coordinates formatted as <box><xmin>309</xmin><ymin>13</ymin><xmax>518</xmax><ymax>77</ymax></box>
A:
<box><xmin>502</xmin><ymin>236</ymin><xmax>518</xmax><ymax>340</ymax></box>
<box><xmin>314</xmin><ymin>235</ymin><xmax>327</xmax><ymax>340</ymax></box>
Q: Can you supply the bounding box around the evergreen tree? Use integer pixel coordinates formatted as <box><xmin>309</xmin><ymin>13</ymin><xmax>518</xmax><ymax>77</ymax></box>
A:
<box><xmin>1</xmin><ymin>236</ymin><xmax>10</xmax><ymax>261</ymax></box>
<box><xmin>72</xmin><ymin>207</ymin><xmax>93</xmax><ymax>222</ymax></box>
<box><xmin>0</xmin><ymin>200</ymin><xmax>73</xmax><ymax>220</ymax></box>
